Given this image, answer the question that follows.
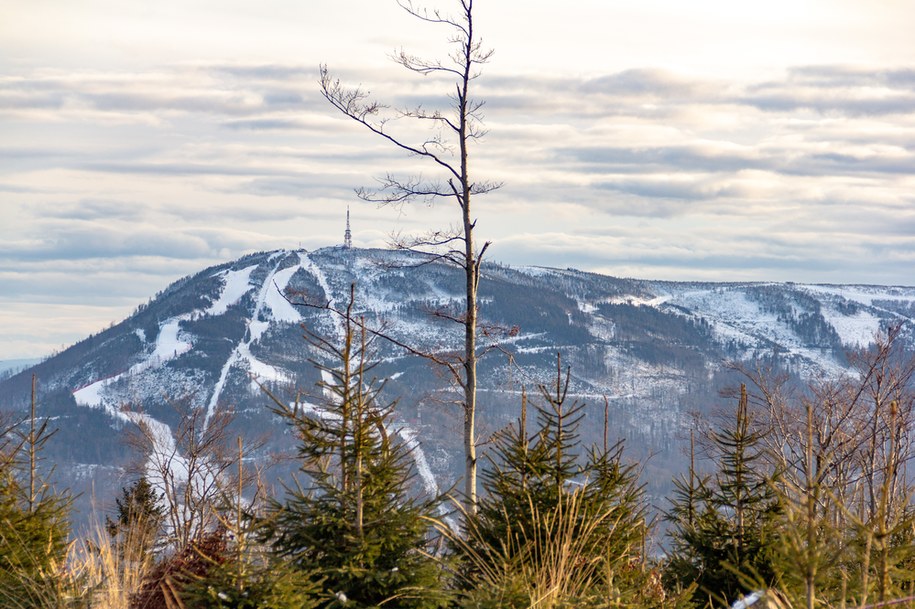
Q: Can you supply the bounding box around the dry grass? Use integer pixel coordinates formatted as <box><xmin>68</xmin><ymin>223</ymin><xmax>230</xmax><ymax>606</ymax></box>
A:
<box><xmin>66</xmin><ymin>521</ymin><xmax>156</xmax><ymax>609</ymax></box>
<box><xmin>440</xmin><ymin>489</ymin><xmax>631</xmax><ymax>609</ymax></box>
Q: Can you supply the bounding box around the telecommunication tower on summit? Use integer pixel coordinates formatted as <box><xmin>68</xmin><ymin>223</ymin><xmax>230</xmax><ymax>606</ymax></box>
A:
<box><xmin>343</xmin><ymin>206</ymin><xmax>353</xmax><ymax>249</ymax></box>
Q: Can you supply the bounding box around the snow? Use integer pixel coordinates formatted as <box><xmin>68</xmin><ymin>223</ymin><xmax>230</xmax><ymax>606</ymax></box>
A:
<box><xmin>398</xmin><ymin>425</ymin><xmax>440</xmax><ymax>496</ymax></box>
<box><xmin>73</xmin><ymin>379</ymin><xmax>107</xmax><ymax>408</ymax></box>
<box><xmin>205</xmin><ymin>255</ymin><xmax>294</xmax><ymax>428</ymax></box>
<box><xmin>293</xmin><ymin>369</ymin><xmax>442</xmax><ymax>503</ymax></box>
<box><xmin>74</xmin><ymin>312</ymin><xmax>195</xmax><ymax>408</ymax></box>
<box><xmin>821</xmin><ymin>307</ymin><xmax>884</xmax><ymax>348</ymax></box>
<box><xmin>149</xmin><ymin>317</ymin><xmax>193</xmax><ymax>363</ymax></box>
<box><xmin>207</xmin><ymin>265</ymin><xmax>257</xmax><ymax>316</ymax></box>
<box><xmin>801</xmin><ymin>284</ymin><xmax>915</xmax><ymax>307</ymax></box>
<box><xmin>265</xmin><ymin>259</ymin><xmax>303</xmax><ymax>323</ymax></box>
<box><xmin>299</xmin><ymin>252</ymin><xmax>345</xmax><ymax>342</ymax></box>
<box><xmin>604</xmin><ymin>294</ymin><xmax>672</xmax><ymax>308</ymax></box>
<box><xmin>518</xmin><ymin>266</ymin><xmax>558</xmax><ymax>278</ymax></box>
<box><xmin>798</xmin><ymin>283</ymin><xmax>915</xmax><ymax>347</ymax></box>
<box><xmin>731</xmin><ymin>591</ymin><xmax>764</xmax><ymax>609</ymax></box>
<box><xmin>641</xmin><ymin>285</ymin><xmax>849</xmax><ymax>378</ymax></box>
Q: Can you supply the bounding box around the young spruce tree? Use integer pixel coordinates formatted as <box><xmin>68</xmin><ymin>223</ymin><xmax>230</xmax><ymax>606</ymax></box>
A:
<box><xmin>263</xmin><ymin>287</ymin><xmax>447</xmax><ymax>609</ymax></box>
<box><xmin>0</xmin><ymin>376</ymin><xmax>71</xmax><ymax>607</ymax></box>
<box><xmin>664</xmin><ymin>385</ymin><xmax>781</xmax><ymax>607</ymax></box>
<box><xmin>456</xmin><ymin>356</ymin><xmax>654</xmax><ymax>609</ymax></box>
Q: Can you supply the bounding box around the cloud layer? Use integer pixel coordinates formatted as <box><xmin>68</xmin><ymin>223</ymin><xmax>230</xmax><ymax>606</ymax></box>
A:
<box><xmin>2</xmin><ymin>2</ymin><xmax>914</xmax><ymax>359</ymax></box>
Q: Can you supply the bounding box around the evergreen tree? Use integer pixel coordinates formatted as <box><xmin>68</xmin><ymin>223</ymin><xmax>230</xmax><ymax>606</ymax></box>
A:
<box><xmin>456</xmin><ymin>356</ymin><xmax>654</xmax><ymax>608</ymax></box>
<box><xmin>262</xmin><ymin>288</ymin><xmax>448</xmax><ymax>609</ymax></box>
<box><xmin>0</xmin><ymin>376</ymin><xmax>72</xmax><ymax>607</ymax></box>
<box><xmin>664</xmin><ymin>385</ymin><xmax>780</xmax><ymax>607</ymax></box>
<box><xmin>106</xmin><ymin>476</ymin><xmax>165</xmax><ymax>561</ymax></box>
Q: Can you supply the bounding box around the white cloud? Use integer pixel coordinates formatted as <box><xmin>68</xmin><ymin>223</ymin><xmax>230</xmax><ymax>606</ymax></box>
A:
<box><xmin>1</xmin><ymin>1</ymin><xmax>914</xmax><ymax>359</ymax></box>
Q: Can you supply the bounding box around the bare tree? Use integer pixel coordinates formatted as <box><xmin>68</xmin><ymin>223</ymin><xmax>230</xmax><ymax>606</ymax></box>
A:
<box><xmin>737</xmin><ymin>325</ymin><xmax>915</xmax><ymax>608</ymax></box>
<box><xmin>320</xmin><ymin>0</ymin><xmax>500</xmax><ymax>510</ymax></box>
<box><xmin>126</xmin><ymin>404</ymin><xmax>259</xmax><ymax>551</ymax></box>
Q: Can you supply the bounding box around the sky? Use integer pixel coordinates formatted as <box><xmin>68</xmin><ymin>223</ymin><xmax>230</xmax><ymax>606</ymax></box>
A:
<box><xmin>2</xmin><ymin>0</ymin><xmax>915</xmax><ymax>360</ymax></box>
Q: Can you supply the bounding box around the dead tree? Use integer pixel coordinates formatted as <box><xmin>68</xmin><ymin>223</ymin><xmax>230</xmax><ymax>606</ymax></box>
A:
<box><xmin>320</xmin><ymin>0</ymin><xmax>500</xmax><ymax>511</ymax></box>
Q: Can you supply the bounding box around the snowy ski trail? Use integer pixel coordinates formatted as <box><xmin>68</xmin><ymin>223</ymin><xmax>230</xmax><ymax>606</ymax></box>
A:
<box><xmin>204</xmin><ymin>254</ymin><xmax>299</xmax><ymax>429</ymax></box>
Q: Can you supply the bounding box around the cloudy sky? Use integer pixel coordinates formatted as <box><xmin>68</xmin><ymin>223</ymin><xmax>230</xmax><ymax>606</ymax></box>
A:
<box><xmin>2</xmin><ymin>0</ymin><xmax>915</xmax><ymax>360</ymax></box>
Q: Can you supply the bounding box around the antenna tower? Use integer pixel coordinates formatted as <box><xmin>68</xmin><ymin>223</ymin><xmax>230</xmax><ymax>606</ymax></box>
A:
<box><xmin>344</xmin><ymin>206</ymin><xmax>353</xmax><ymax>249</ymax></box>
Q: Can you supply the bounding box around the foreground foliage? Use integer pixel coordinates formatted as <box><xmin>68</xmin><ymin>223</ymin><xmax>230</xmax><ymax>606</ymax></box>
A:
<box><xmin>450</xmin><ymin>357</ymin><xmax>661</xmax><ymax>609</ymax></box>
<box><xmin>261</xmin><ymin>298</ymin><xmax>449</xmax><ymax>609</ymax></box>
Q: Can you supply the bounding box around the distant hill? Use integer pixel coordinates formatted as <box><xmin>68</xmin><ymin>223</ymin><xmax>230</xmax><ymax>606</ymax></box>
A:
<box><xmin>1</xmin><ymin>246</ymin><xmax>913</xmax><ymax>527</ymax></box>
<box><xmin>0</xmin><ymin>358</ymin><xmax>43</xmax><ymax>381</ymax></box>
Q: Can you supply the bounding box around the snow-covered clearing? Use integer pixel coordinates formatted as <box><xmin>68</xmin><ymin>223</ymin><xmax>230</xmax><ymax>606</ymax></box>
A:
<box><xmin>207</xmin><ymin>265</ymin><xmax>257</xmax><ymax>316</ymax></box>
<box><xmin>205</xmin><ymin>254</ymin><xmax>301</xmax><ymax>428</ymax></box>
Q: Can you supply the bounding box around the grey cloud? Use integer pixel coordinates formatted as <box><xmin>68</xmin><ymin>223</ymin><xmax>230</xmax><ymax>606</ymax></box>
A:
<box><xmin>77</xmin><ymin>161</ymin><xmax>288</xmax><ymax>177</ymax></box>
<box><xmin>222</xmin><ymin>118</ymin><xmax>310</xmax><ymax>131</ymax></box>
<box><xmin>0</xmin><ymin>90</ymin><xmax>65</xmax><ymax>110</ymax></box>
<box><xmin>0</xmin><ymin>183</ymin><xmax>40</xmax><ymax>193</ymax></box>
<box><xmin>596</xmin><ymin>178</ymin><xmax>743</xmax><ymax>201</ymax></box>
<box><xmin>238</xmin><ymin>177</ymin><xmax>354</xmax><ymax>199</ymax></box>
<box><xmin>788</xmin><ymin>66</ymin><xmax>915</xmax><ymax>88</ymax></box>
<box><xmin>46</xmin><ymin>199</ymin><xmax>148</xmax><ymax>222</ymax></box>
<box><xmin>740</xmin><ymin>66</ymin><xmax>915</xmax><ymax>116</ymax></box>
<box><xmin>555</xmin><ymin>143</ymin><xmax>915</xmax><ymax>180</ymax></box>
<box><xmin>209</xmin><ymin>64</ymin><xmax>314</xmax><ymax>81</ymax></box>
<box><xmin>0</xmin><ymin>269</ymin><xmax>178</xmax><ymax>304</ymax></box>
<box><xmin>263</xmin><ymin>91</ymin><xmax>306</xmax><ymax>106</ymax></box>
<box><xmin>83</xmin><ymin>91</ymin><xmax>262</xmax><ymax>116</ymax></box>
<box><xmin>578</xmin><ymin>69</ymin><xmax>706</xmax><ymax>98</ymax></box>
<box><xmin>776</xmin><ymin>151</ymin><xmax>915</xmax><ymax>177</ymax></box>
<box><xmin>0</xmin><ymin>224</ymin><xmax>213</xmax><ymax>262</ymax></box>
<box><xmin>554</xmin><ymin>145</ymin><xmax>762</xmax><ymax>174</ymax></box>
<box><xmin>743</xmin><ymin>92</ymin><xmax>915</xmax><ymax>117</ymax></box>
<box><xmin>484</xmin><ymin>66</ymin><xmax>915</xmax><ymax>121</ymax></box>
<box><xmin>0</xmin><ymin>70</ymin><xmax>321</xmax><ymax>121</ymax></box>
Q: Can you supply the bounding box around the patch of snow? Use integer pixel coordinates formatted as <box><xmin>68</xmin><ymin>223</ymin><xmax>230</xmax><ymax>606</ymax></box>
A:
<box><xmin>238</xmin><ymin>342</ymin><xmax>290</xmax><ymax>386</ymax></box>
<box><xmin>74</xmin><ymin>312</ymin><xmax>195</xmax><ymax>408</ymax></box>
<box><xmin>801</xmin><ymin>284</ymin><xmax>915</xmax><ymax>307</ymax></box>
<box><xmin>265</xmin><ymin>259</ymin><xmax>304</xmax><ymax>323</ymax></box>
<box><xmin>204</xmin><ymin>250</ymin><xmax>308</xmax><ymax>429</ymax></box>
<box><xmin>149</xmin><ymin>317</ymin><xmax>193</xmax><ymax>364</ymax></box>
<box><xmin>731</xmin><ymin>591</ymin><xmax>764</xmax><ymax>609</ymax></box>
<box><xmin>605</xmin><ymin>294</ymin><xmax>672</xmax><ymax>308</ymax></box>
<box><xmin>205</xmin><ymin>255</ymin><xmax>294</xmax><ymax>427</ymax></box>
<box><xmin>207</xmin><ymin>265</ymin><xmax>257</xmax><ymax>316</ymax></box>
<box><xmin>399</xmin><ymin>425</ymin><xmax>439</xmax><ymax>496</ymax></box>
<box><xmin>299</xmin><ymin>252</ymin><xmax>345</xmax><ymax>342</ymax></box>
<box><xmin>517</xmin><ymin>266</ymin><xmax>557</xmax><ymax>278</ymax></box>
<box><xmin>822</xmin><ymin>308</ymin><xmax>884</xmax><ymax>348</ymax></box>
<box><xmin>658</xmin><ymin>287</ymin><xmax>847</xmax><ymax>379</ymax></box>
<box><xmin>73</xmin><ymin>381</ymin><xmax>106</xmax><ymax>408</ymax></box>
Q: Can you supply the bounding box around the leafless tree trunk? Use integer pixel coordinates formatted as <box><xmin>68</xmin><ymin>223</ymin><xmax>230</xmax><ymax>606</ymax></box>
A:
<box><xmin>126</xmin><ymin>404</ymin><xmax>254</xmax><ymax>551</ymax></box>
<box><xmin>320</xmin><ymin>0</ymin><xmax>500</xmax><ymax>511</ymax></box>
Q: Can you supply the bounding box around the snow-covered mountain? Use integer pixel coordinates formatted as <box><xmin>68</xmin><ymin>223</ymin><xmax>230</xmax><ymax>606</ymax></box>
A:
<box><xmin>1</xmin><ymin>246</ymin><xmax>913</xmax><ymax>525</ymax></box>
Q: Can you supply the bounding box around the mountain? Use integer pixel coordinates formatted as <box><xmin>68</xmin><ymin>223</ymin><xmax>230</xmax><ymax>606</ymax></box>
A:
<box><xmin>1</xmin><ymin>246</ymin><xmax>914</xmax><ymax>527</ymax></box>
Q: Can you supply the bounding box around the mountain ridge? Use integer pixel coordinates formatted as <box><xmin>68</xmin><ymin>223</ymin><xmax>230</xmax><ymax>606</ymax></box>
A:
<box><xmin>1</xmin><ymin>246</ymin><xmax>913</xmax><ymax>526</ymax></box>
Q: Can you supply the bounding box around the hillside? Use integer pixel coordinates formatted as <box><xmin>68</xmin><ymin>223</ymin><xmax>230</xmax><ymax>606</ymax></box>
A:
<box><xmin>1</xmin><ymin>246</ymin><xmax>913</xmax><ymax>526</ymax></box>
